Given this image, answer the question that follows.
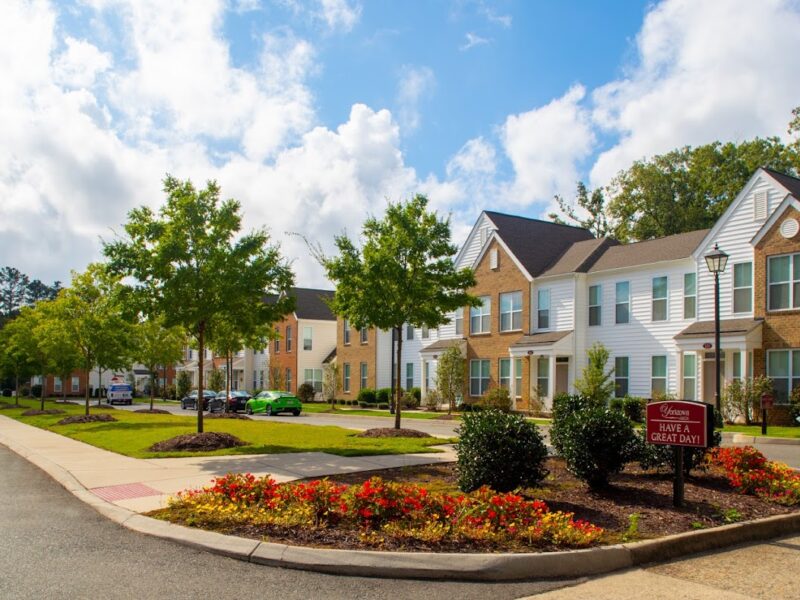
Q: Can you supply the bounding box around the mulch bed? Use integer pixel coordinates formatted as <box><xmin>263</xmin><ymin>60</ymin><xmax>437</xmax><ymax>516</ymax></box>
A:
<box><xmin>356</xmin><ymin>428</ymin><xmax>432</xmax><ymax>438</ymax></box>
<box><xmin>322</xmin><ymin>459</ymin><xmax>797</xmax><ymax>539</ymax></box>
<box><xmin>57</xmin><ymin>414</ymin><xmax>117</xmax><ymax>425</ymax></box>
<box><xmin>93</xmin><ymin>405</ymin><xmax>117</xmax><ymax>410</ymax></box>
<box><xmin>148</xmin><ymin>432</ymin><xmax>247</xmax><ymax>453</ymax></box>
<box><xmin>205</xmin><ymin>413</ymin><xmax>252</xmax><ymax>420</ymax></box>
<box><xmin>21</xmin><ymin>409</ymin><xmax>66</xmax><ymax>416</ymax></box>
<box><xmin>134</xmin><ymin>409</ymin><xmax>172</xmax><ymax>414</ymax></box>
<box><xmin>0</xmin><ymin>403</ymin><xmax>21</xmax><ymax>410</ymax></box>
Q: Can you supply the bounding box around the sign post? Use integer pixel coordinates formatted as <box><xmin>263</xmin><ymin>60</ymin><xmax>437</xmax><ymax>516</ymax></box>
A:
<box><xmin>646</xmin><ymin>400</ymin><xmax>713</xmax><ymax>507</ymax></box>
<box><xmin>760</xmin><ymin>393</ymin><xmax>774</xmax><ymax>436</ymax></box>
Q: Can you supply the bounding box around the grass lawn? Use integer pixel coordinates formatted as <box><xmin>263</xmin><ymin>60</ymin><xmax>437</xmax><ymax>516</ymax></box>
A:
<box><xmin>1</xmin><ymin>400</ymin><xmax>449</xmax><ymax>459</ymax></box>
<box><xmin>301</xmin><ymin>403</ymin><xmax>552</xmax><ymax>426</ymax></box>
<box><xmin>722</xmin><ymin>424</ymin><xmax>800</xmax><ymax>439</ymax></box>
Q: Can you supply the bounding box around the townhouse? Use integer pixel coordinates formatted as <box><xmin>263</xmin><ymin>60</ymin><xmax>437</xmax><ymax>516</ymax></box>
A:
<box><xmin>338</xmin><ymin>168</ymin><xmax>800</xmax><ymax>421</ymax></box>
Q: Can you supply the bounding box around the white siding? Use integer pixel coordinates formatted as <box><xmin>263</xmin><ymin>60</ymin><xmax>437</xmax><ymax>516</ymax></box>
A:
<box><xmin>399</xmin><ymin>326</ymin><xmax>440</xmax><ymax>388</ymax></box>
<box><xmin>375</xmin><ymin>328</ymin><xmax>394</xmax><ymax>389</ymax></box>
<box><xmin>531</xmin><ymin>278</ymin><xmax>574</xmax><ymax>332</ymax></box>
<box><xmin>297</xmin><ymin>319</ymin><xmax>337</xmax><ymax>381</ymax></box>
<box><xmin>586</xmin><ymin>259</ymin><xmax>696</xmax><ymax>397</ymax></box>
<box><xmin>457</xmin><ymin>212</ymin><xmax>496</xmax><ymax>269</ymax></box>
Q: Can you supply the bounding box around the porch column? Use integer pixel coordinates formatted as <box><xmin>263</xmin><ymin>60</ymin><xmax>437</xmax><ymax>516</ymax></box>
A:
<box><xmin>548</xmin><ymin>355</ymin><xmax>557</xmax><ymax>409</ymax></box>
<box><xmin>509</xmin><ymin>355</ymin><xmax>516</xmax><ymax>405</ymax></box>
<box><xmin>742</xmin><ymin>350</ymin><xmax>750</xmax><ymax>381</ymax></box>
<box><xmin>420</xmin><ymin>357</ymin><xmax>427</xmax><ymax>399</ymax></box>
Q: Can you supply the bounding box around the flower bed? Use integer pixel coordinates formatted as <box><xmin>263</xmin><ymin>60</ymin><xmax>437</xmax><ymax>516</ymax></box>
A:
<box><xmin>707</xmin><ymin>446</ymin><xmax>800</xmax><ymax>505</ymax></box>
<box><xmin>159</xmin><ymin>473</ymin><xmax>603</xmax><ymax>551</ymax></box>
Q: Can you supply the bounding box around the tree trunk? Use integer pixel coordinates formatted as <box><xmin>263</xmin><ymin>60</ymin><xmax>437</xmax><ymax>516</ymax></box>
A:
<box><xmin>14</xmin><ymin>372</ymin><xmax>19</xmax><ymax>407</ymax></box>
<box><xmin>84</xmin><ymin>360</ymin><xmax>90</xmax><ymax>416</ymax></box>
<box><xmin>225</xmin><ymin>352</ymin><xmax>231</xmax><ymax>413</ymax></box>
<box><xmin>62</xmin><ymin>373</ymin><xmax>67</xmax><ymax>403</ymax></box>
<box><xmin>40</xmin><ymin>373</ymin><xmax>45</xmax><ymax>411</ymax></box>
<box><xmin>97</xmin><ymin>367</ymin><xmax>103</xmax><ymax>405</ymax></box>
<box><xmin>394</xmin><ymin>326</ymin><xmax>403</xmax><ymax>430</ymax></box>
<box><xmin>197</xmin><ymin>322</ymin><xmax>205</xmax><ymax>434</ymax></box>
<box><xmin>150</xmin><ymin>367</ymin><xmax>155</xmax><ymax>411</ymax></box>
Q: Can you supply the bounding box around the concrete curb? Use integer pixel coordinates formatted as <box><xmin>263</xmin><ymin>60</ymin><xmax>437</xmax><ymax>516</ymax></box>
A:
<box><xmin>2</xmin><ymin>431</ymin><xmax>799</xmax><ymax>582</ymax></box>
<box><xmin>729</xmin><ymin>433</ymin><xmax>800</xmax><ymax>446</ymax></box>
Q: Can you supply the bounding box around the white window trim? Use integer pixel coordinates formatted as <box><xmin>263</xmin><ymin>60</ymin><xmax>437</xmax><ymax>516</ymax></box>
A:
<box><xmin>499</xmin><ymin>291</ymin><xmax>523</xmax><ymax>332</ymax></box>
<box><xmin>536</xmin><ymin>357</ymin><xmax>550</xmax><ymax>398</ymax></box>
<box><xmin>537</xmin><ymin>289</ymin><xmax>551</xmax><ymax>331</ymax></box>
<box><xmin>767</xmin><ymin>253</ymin><xmax>800</xmax><ymax>312</ymax></box>
<box><xmin>615</xmin><ymin>281</ymin><xmax>631</xmax><ymax>325</ymax></box>
<box><xmin>732</xmin><ymin>262</ymin><xmax>753</xmax><ymax>315</ymax></box>
<box><xmin>766</xmin><ymin>349</ymin><xmax>799</xmax><ymax>405</ymax></box>
<box><xmin>343</xmin><ymin>319</ymin><xmax>351</xmax><ymax>345</ymax></box>
<box><xmin>469</xmin><ymin>359</ymin><xmax>489</xmax><ymax>397</ymax></box>
<box><xmin>651</xmin><ymin>355</ymin><xmax>668</xmax><ymax>396</ymax></box>
<box><xmin>683</xmin><ymin>272</ymin><xmax>697</xmax><ymax>320</ymax></box>
<box><xmin>614</xmin><ymin>356</ymin><xmax>629</xmax><ymax>398</ymax></box>
<box><xmin>71</xmin><ymin>376</ymin><xmax>80</xmax><ymax>393</ymax></box>
<box><xmin>588</xmin><ymin>284</ymin><xmax>602</xmax><ymax>327</ymax></box>
<box><xmin>470</xmin><ymin>296</ymin><xmax>491</xmax><ymax>334</ymax></box>
<box><xmin>343</xmin><ymin>363</ymin><xmax>351</xmax><ymax>393</ymax></box>
<box><xmin>651</xmin><ymin>276</ymin><xmax>668</xmax><ymax>322</ymax></box>
<box><xmin>682</xmin><ymin>354</ymin><xmax>697</xmax><ymax>401</ymax></box>
<box><xmin>303</xmin><ymin>326</ymin><xmax>312</xmax><ymax>351</ymax></box>
<box><xmin>499</xmin><ymin>357</ymin><xmax>511</xmax><ymax>390</ymax></box>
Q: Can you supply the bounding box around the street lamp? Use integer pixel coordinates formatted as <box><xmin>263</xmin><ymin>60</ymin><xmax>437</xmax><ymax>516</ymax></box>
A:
<box><xmin>704</xmin><ymin>243</ymin><xmax>729</xmax><ymax>428</ymax></box>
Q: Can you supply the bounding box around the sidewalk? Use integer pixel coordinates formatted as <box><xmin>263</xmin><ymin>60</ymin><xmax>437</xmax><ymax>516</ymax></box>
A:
<box><xmin>0</xmin><ymin>415</ymin><xmax>456</xmax><ymax>513</ymax></box>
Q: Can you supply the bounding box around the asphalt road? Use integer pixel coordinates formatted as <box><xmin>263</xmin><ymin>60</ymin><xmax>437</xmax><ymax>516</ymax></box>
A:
<box><xmin>0</xmin><ymin>444</ymin><xmax>574</xmax><ymax>600</ymax></box>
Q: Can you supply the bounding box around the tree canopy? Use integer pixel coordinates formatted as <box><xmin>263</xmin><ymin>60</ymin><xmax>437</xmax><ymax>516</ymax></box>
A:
<box><xmin>103</xmin><ymin>175</ymin><xmax>295</xmax><ymax>432</ymax></box>
<box><xmin>321</xmin><ymin>194</ymin><xmax>479</xmax><ymax>429</ymax></box>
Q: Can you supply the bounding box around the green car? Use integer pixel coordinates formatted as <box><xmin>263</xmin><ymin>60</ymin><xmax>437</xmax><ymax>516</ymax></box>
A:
<box><xmin>246</xmin><ymin>390</ymin><xmax>302</xmax><ymax>416</ymax></box>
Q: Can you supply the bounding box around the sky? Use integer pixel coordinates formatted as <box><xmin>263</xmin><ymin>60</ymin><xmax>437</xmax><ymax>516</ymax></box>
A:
<box><xmin>2</xmin><ymin>0</ymin><xmax>800</xmax><ymax>289</ymax></box>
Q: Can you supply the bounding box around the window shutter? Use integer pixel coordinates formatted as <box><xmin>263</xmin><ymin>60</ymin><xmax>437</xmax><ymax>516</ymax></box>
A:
<box><xmin>753</xmin><ymin>190</ymin><xmax>768</xmax><ymax>221</ymax></box>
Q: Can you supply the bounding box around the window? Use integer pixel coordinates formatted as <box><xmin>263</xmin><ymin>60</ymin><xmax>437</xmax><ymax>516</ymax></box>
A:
<box><xmin>651</xmin><ymin>356</ymin><xmax>667</xmax><ymax>396</ymax></box>
<box><xmin>614</xmin><ymin>357</ymin><xmax>629</xmax><ymax>398</ymax></box>
<box><xmin>733</xmin><ymin>352</ymin><xmax>742</xmax><ymax>381</ymax></box>
<box><xmin>406</xmin><ymin>324</ymin><xmax>414</xmax><ymax>340</ymax></box>
<box><xmin>405</xmin><ymin>362</ymin><xmax>414</xmax><ymax>390</ymax></box>
<box><xmin>470</xmin><ymin>360</ymin><xmax>490</xmax><ymax>396</ymax></box>
<box><xmin>54</xmin><ymin>377</ymin><xmax>62</xmax><ymax>393</ymax></box>
<box><xmin>615</xmin><ymin>281</ymin><xmax>630</xmax><ymax>324</ymax></box>
<box><xmin>500</xmin><ymin>291</ymin><xmax>523</xmax><ymax>331</ymax></box>
<box><xmin>286</xmin><ymin>326</ymin><xmax>293</xmax><ymax>352</ymax></box>
<box><xmin>259</xmin><ymin>370</ymin><xmax>264</xmax><ymax>389</ymax></box>
<box><xmin>499</xmin><ymin>358</ymin><xmax>511</xmax><ymax>390</ymax></box>
<box><xmin>71</xmin><ymin>376</ymin><xmax>80</xmax><ymax>392</ymax></box>
<box><xmin>304</xmin><ymin>368</ymin><xmax>323</xmax><ymax>393</ymax></box>
<box><xmin>768</xmin><ymin>254</ymin><xmax>800</xmax><ymax>311</ymax></box>
<box><xmin>652</xmin><ymin>276</ymin><xmax>668</xmax><ymax>321</ymax></box>
<box><xmin>421</xmin><ymin>326</ymin><xmax>429</xmax><ymax>339</ymax></box>
<box><xmin>470</xmin><ymin>296</ymin><xmax>491</xmax><ymax>334</ymax></box>
<box><xmin>343</xmin><ymin>319</ymin><xmax>351</xmax><ymax>345</ymax></box>
<box><xmin>454</xmin><ymin>310</ymin><xmax>464</xmax><ymax>336</ymax></box>
<box><xmin>767</xmin><ymin>350</ymin><xmax>800</xmax><ymax>404</ymax></box>
<box><xmin>188</xmin><ymin>349</ymin><xmax>193</xmax><ymax>360</ymax></box>
<box><xmin>343</xmin><ymin>363</ymin><xmax>351</xmax><ymax>393</ymax></box>
<box><xmin>285</xmin><ymin>368</ymin><xmax>292</xmax><ymax>392</ymax></box>
<box><xmin>303</xmin><ymin>326</ymin><xmax>312</xmax><ymax>351</ymax></box>
<box><xmin>274</xmin><ymin>327</ymin><xmax>280</xmax><ymax>353</ymax></box>
<box><xmin>424</xmin><ymin>361</ymin><xmax>430</xmax><ymax>392</ymax></box>
<box><xmin>683</xmin><ymin>273</ymin><xmax>696</xmax><ymax>319</ymax></box>
<box><xmin>537</xmin><ymin>289</ymin><xmax>550</xmax><ymax>329</ymax></box>
<box><xmin>733</xmin><ymin>262</ymin><xmax>752</xmax><ymax>313</ymax></box>
<box><xmin>360</xmin><ymin>327</ymin><xmax>368</xmax><ymax>344</ymax></box>
<box><xmin>537</xmin><ymin>357</ymin><xmax>549</xmax><ymax>398</ymax></box>
<box><xmin>360</xmin><ymin>362</ymin><xmax>368</xmax><ymax>390</ymax></box>
<box><xmin>589</xmin><ymin>285</ymin><xmax>601</xmax><ymax>326</ymax></box>
<box><xmin>682</xmin><ymin>354</ymin><xmax>696</xmax><ymax>400</ymax></box>
<box><xmin>514</xmin><ymin>358</ymin><xmax>522</xmax><ymax>399</ymax></box>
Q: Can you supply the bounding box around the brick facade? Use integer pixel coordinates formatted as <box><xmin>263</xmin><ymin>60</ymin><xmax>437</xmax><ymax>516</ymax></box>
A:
<box><xmin>754</xmin><ymin>204</ymin><xmax>800</xmax><ymax>423</ymax></box>
<box><xmin>271</xmin><ymin>314</ymin><xmax>299</xmax><ymax>392</ymax></box>
<box><xmin>336</xmin><ymin>318</ymin><xmax>378</xmax><ymax>399</ymax></box>
<box><xmin>464</xmin><ymin>240</ymin><xmax>532</xmax><ymax>407</ymax></box>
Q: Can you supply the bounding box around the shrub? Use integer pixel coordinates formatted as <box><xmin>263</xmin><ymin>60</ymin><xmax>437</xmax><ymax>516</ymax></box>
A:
<box><xmin>401</xmin><ymin>391</ymin><xmax>419</xmax><ymax>409</ymax></box>
<box><xmin>478</xmin><ymin>387</ymin><xmax>512</xmax><ymax>412</ymax></box>
<box><xmin>609</xmin><ymin>398</ymin><xmax>624</xmax><ymax>412</ymax></box>
<box><xmin>358</xmin><ymin>401</ymin><xmax>369</xmax><ymax>408</ymax></box>
<box><xmin>456</xmin><ymin>409</ymin><xmax>549</xmax><ymax>493</ymax></box>
<box><xmin>573</xmin><ymin>343</ymin><xmax>615</xmax><ymax>404</ymax></box>
<box><xmin>376</xmin><ymin>388</ymin><xmax>391</xmax><ymax>404</ymax></box>
<box><xmin>177</xmin><ymin>371</ymin><xmax>192</xmax><ymax>400</ymax></box>
<box><xmin>410</xmin><ymin>387</ymin><xmax>421</xmax><ymax>402</ymax></box>
<box><xmin>551</xmin><ymin>406</ymin><xmax>637</xmax><ymax>489</ymax></box>
<box><xmin>790</xmin><ymin>386</ymin><xmax>800</xmax><ymax>426</ymax></box>
<box><xmin>424</xmin><ymin>388</ymin><xmax>441</xmax><ymax>411</ymax></box>
<box><xmin>357</xmin><ymin>388</ymin><xmax>377</xmax><ymax>405</ymax></box>
<box><xmin>31</xmin><ymin>384</ymin><xmax>43</xmax><ymax>398</ymax></box>
<box><xmin>623</xmin><ymin>396</ymin><xmax>646</xmax><ymax>423</ymax></box>
<box><xmin>163</xmin><ymin>383</ymin><xmax>177</xmax><ymax>400</ymax></box>
<box><xmin>460</xmin><ymin>401</ymin><xmax>483</xmax><ymax>412</ymax></box>
<box><xmin>297</xmin><ymin>383</ymin><xmax>315</xmax><ymax>403</ymax></box>
<box><xmin>1</xmin><ymin>389</ymin><xmax>11</xmax><ymax>397</ymax></box>
<box><xmin>377</xmin><ymin>403</ymin><xmax>390</xmax><ymax>410</ymax></box>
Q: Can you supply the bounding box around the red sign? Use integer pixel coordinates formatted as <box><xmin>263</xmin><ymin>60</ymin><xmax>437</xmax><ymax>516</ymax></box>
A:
<box><xmin>761</xmin><ymin>393</ymin><xmax>774</xmax><ymax>409</ymax></box>
<box><xmin>646</xmin><ymin>400</ymin><xmax>711</xmax><ymax>448</ymax></box>
<box><xmin>702</xmin><ymin>342</ymin><xmax>713</xmax><ymax>349</ymax></box>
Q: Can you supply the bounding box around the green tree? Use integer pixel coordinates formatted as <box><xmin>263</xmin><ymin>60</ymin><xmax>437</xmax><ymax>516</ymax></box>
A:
<box><xmin>5</xmin><ymin>305</ymin><xmax>52</xmax><ymax>410</ymax></box>
<box><xmin>321</xmin><ymin>195</ymin><xmax>479</xmax><ymax>429</ymax></box>
<box><xmin>104</xmin><ymin>175</ymin><xmax>295</xmax><ymax>433</ymax></box>
<box><xmin>208</xmin><ymin>317</ymin><xmax>269</xmax><ymax>408</ymax></box>
<box><xmin>574</xmin><ymin>343</ymin><xmax>615</xmax><ymax>406</ymax></box>
<box><xmin>133</xmin><ymin>316</ymin><xmax>186</xmax><ymax>410</ymax></box>
<box><xmin>36</xmin><ymin>299</ymin><xmax>81</xmax><ymax>404</ymax></box>
<box><xmin>176</xmin><ymin>370</ymin><xmax>192</xmax><ymax>400</ymax></box>
<box><xmin>549</xmin><ymin>182</ymin><xmax>611</xmax><ymax>237</ymax></box>
<box><xmin>57</xmin><ymin>265</ymin><xmax>132</xmax><ymax>415</ymax></box>
<box><xmin>0</xmin><ymin>315</ymin><xmax>36</xmax><ymax>406</ymax></box>
<box><xmin>322</xmin><ymin>362</ymin><xmax>340</xmax><ymax>406</ymax></box>
<box><xmin>208</xmin><ymin>367</ymin><xmax>225</xmax><ymax>393</ymax></box>
<box><xmin>436</xmin><ymin>345</ymin><xmax>465</xmax><ymax>415</ymax></box>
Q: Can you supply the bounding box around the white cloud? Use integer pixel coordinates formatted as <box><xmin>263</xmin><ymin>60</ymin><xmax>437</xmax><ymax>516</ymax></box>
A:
<box><xmin>317</xmin><ymin>0</ymin><xmax>361</xmax><ymax>32</ymax></box>
<box><xmin>460</xmin><ymin>32</ymin><xmax>489</xmax><ymax>51</ymax></box>
<box><xmin>501</xmin><ymin>85</ymin><xmax>595</xmax><ymax>207</ymax></box>
<box><xmin>589</xmin><ymin>0</ymin><xmax>800</xmax><ymax>186</ymax></box>
<box><xmin>52</xmin><ymin>37</ymin><xmax>112</xmax><ymax>89</ymax></box>
<box><xmin>232</xmin><ymin>0</ymin><xmax>261</xmax><ymax>13</ymax></box>
<box><xmin>396</xmin><ymin>65</ymin><xmax>435</xmax><ymax>132</ymax></box>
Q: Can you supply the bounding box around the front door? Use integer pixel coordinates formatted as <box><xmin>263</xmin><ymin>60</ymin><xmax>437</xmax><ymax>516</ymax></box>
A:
<box><xmin>702</xmin><ymin>355</ymin><xmax>725</xmax><ymax>403</ymax></box>
<box><xmin>555</xmin><ymin>360</ymin><xmax>569</xmax><ymax>396</ymax></box>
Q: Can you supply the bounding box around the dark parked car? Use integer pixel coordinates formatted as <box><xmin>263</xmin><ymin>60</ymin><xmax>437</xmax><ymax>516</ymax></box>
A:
<box><xmin>215</xmin><ymin>390</ymin><xmax>251</xmax><ymax>413</ymax></box>
<box><xmin>181</xmin><ymin>390</ymin><xmax>219</xmax><ymax>411</ymax></box>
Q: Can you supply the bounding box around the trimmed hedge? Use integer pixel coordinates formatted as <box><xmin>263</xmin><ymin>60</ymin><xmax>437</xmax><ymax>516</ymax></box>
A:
<box><xmin>357</xmin><ymin>388</ymin><xmax>377</xmax><ymax>405</ymax></box>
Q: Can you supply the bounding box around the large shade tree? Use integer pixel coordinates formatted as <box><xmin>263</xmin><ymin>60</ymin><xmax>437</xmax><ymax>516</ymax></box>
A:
<box><xmin>103</xmin><ymin>175</ymin><xmax>295</xmax><ymax>433</ymax></box>
<box><xmin>0</xmin><ymin>314</ymin><xmax>36</xmax><ymax>405</ymax></box>
<box><xmin>321</xmin><ymin>195</ymin><xmax>478</xmax><ymax>429</ymax></box>
<box><xmin>133</xmin><ymin>316</ymin><xmax>186</xmax><ymax>411</ymax></box>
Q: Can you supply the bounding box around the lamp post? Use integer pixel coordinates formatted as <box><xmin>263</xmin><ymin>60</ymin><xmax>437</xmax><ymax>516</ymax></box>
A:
<box><xmin>704</xmin><ymin>243</ymin><xmax>729</xmax><ymax>429</ymax></box>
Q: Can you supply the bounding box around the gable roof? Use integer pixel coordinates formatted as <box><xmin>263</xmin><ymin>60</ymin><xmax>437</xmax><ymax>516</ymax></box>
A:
<box><xmin>538</xmin><ymin>237</ymin><xmax>619</xmax><ymax>278</ymax></box>
<box><xmin>291</xmin><ymin>287</ymin><xmax>335</xmax><ymax>321</ymax></box>
<box><xmin>587</xmin><ymin>229</ymin><xmax>710</xmax><ymax>273</ymax></box>
<box><xmin>482</xmin><ymin>211</ymin><xmax>594</xmax><ymax>278</ymax></box>
<box><xmin>750</xmin><ymin>195</ymin><xmax>800</xmax><ymax>246</ymax></box>
<box><xmin>761</xmin><ymin>167</ymin><xmax>800</xmax><ymax>199</ymax></box>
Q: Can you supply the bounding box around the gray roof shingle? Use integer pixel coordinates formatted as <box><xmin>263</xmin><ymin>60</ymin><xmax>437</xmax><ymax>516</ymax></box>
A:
<box><xmin>674</xmin><ymin>318</ymin><xmax>763</xmax><ymax>339</ymax></box>
<box><xmin>763</xmin><ymin>167</ymin><xmax>800</xmax><ymax>198</ymax></box>
<box><xmin>587</xmin><ymin>229</ymin><xmax>710</xmax><ymax>272</ymax></box>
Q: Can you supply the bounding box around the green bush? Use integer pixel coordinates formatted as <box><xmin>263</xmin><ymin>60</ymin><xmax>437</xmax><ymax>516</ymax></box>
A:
<box><xmin>163</xmin><ymin>383</ymin><xmax>177</xmax><ymax>400</ymax></box>
<box><xmin>376</xmin><ymin>388</ymin><xmax>391</xmax><ymax>404</ymax></box>
<box><xmin>790</xmin><ymin>387</ymin><xmax>800</xmax><ymax>426</ymax></box>
<box><xmin>410</xmin><ymin>387</ymin><xmax>421</xmax><ymax>402</ymax></box>
<box><xmin>460</xmin><ymin>401</ymin><xmax>483</xmax><ymax>412</ymax></box>
<box><xmin>634</xmin><ymin>429</ymin><xmax>722</xmax><ymax>475</ymax></box>
<box><xmin>551</xmin><ymin>406</ymin><xmax>637</xmax><ymax>489</ymax></box>
<box><xmin>609</xmin><ymin>398</ymin><xmax>624</xmax><ymax>412</ymax></box>
<box><xmin>456</xmin><ymin>410</ymin><xmax>549</xmax><ymax>493</ymax></box>
<box><xmin>297</xmin><ymin>383</ymin><xmax>315</xmax><ymax>403</ymax></box>
<box><xmin>377</xmin><ymin>403</ymin><xmax>390</xmax><ymax>410</ymax></box>
<box><xmin>357</xmin><ymin>388</ymin><xmax>377</xmax><ymax>405</ymax></box>
<box><xmin>623</xmin><ymin>396</ymin><xmax>646</xmax><ymax>423</ymax></box>
<box><xmin>478</xmin><ymin>387</ymin><xmax>512</xmax><ymax>412</ymax></box>
<box><xmin>177</xmin><ymin>371</ymin><xmax>192</xmax><ymax>400</ymax></box>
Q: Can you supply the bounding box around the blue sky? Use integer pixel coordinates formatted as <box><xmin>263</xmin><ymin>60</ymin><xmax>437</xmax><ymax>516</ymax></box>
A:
<box><xmin>1</xmin><ymin>0</ymin><xmax>799</xmax><ymax>287</ymax></box>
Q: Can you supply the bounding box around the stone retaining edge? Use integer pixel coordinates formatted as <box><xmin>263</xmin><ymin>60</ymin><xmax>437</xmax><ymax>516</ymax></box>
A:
<box><xmin>2</xmin><ymin>430</ymin><xmax>799</xmax><ymax>582</ymax></box>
